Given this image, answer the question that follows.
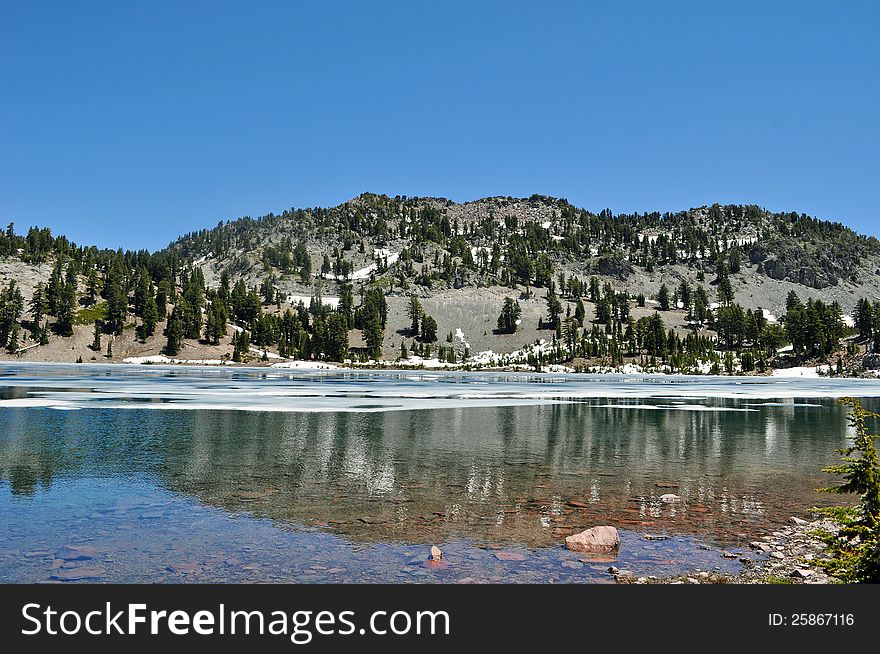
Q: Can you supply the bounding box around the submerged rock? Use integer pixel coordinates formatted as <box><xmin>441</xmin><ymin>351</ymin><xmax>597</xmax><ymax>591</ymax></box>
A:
<box><xmin>56</xmin><ymin>545</ymin><xmax>98</xmax><ymax>561</ymax></box>
<box><xmin>494</xmin><ymin>551</ymin><xmax>528</xmax><ymax>561</ymax></box>
<box><xmin>50</xmin><ymin>567</ymin><xmax>107</xmax><ymax>581</ymax></box>
<box><xmin>565</xmin><ymin>526</ymin><xmax>620</xmax><ymax>554</ymax></box>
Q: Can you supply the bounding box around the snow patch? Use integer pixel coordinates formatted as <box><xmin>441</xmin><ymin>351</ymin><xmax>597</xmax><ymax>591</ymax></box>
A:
<box><xmin>287</xmin><ymin>295</ymin><xmax>340</xmax><ymax>309</ymax></box>
<box><xmin>771</xmin><ymin>366</ymin><xmax>830</xmax><ymax>378</ymax></box>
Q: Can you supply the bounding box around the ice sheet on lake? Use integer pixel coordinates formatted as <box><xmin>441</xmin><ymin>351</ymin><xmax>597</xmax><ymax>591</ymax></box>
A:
<box><xmin>2</xmin><ymin>362</ymin><xmax>880</xmax><ymax>413</ymax></box>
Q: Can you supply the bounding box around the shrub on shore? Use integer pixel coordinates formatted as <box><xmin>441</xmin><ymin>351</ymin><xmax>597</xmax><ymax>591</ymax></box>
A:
<box><xmin>816</xmin><ymin>398</ymin><xmax>880</xmax><ymax>582</ymax></box>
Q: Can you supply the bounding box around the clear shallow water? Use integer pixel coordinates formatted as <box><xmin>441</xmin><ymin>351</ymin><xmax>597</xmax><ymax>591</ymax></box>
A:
<box><xmin>2</xmin><ymin>363</ymin><xmax>879</xmax><ymax>583</ymax></box>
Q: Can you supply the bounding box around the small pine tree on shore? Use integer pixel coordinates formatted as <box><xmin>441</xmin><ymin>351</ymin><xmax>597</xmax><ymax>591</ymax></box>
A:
<box><xmin>817</xmin><ymin>398</ymin><xmax>880</xmax><ymax>582</ymax></box>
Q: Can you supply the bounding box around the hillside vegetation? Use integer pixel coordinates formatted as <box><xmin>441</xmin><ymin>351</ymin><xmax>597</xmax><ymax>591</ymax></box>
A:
<box><xmin>1</xmin><ymin>194</ymin><xmax>880</xmax><ymax>373</ymax></box>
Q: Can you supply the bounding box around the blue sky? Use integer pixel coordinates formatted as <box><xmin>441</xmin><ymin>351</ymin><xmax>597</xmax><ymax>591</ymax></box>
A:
<box><xmin>2</xmin><ymin>1</ymin><xmax>878</xmax><ymax>250</ymax></box>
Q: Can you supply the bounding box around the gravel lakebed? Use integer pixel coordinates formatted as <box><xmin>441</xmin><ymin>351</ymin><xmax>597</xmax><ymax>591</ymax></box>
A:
<box><xmin>616</xmin><ymin>514</ymin><xmax>840</xmax><ymax>585</ymax></box>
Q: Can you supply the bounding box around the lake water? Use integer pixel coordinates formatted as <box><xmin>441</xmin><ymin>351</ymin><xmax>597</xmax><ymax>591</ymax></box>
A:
<box><xmin>2</xmin><ymin>363</ymin><xmax>880</xmax><ymax>583</ymax></box>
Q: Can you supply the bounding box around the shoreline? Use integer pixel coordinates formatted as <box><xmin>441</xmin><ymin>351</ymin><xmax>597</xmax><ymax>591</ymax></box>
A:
<box><xmin>0</xmin><ymin>356</ymin><xmax>875</xmax><ymax>382</ymax></box>
<box><xmin>627</xmin><ymin>513</ymin><xmax>841</xmax><ymax>585</ymax></box>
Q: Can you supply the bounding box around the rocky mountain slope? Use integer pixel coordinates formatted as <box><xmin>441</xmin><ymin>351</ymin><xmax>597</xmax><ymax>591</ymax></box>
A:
<box><xmin>171</xmin><ymin>193</ymin><xmax>880</xmax><ymax>311</ymax></box>
<box><xmin>1</xmin><ymin>194</ymin><xmax>879</xmax><ymax>368</ymax></box>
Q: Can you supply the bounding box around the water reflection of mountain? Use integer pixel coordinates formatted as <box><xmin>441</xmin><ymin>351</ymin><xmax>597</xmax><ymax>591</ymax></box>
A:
<box><xmin>1</xmin><ymin>397</ymin><xmax>862</xmax><ymax>547</ymax></box>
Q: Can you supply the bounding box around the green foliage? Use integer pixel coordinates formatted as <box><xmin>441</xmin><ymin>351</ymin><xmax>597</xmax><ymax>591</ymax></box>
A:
<box><xmin>782</xmin><ymin>299</ymin><xmax>844</xmax><ymax>359</ymax></box>
<box><xmin>232</xmin><ymin>329</ymin><xmax>251</xmax><ymax>363</ymax></box>
<box><xmin>816</xmin><ymin>399</ymin><xmax>880</xmax><ymax>583</ymax></box>
<box><xmin>657</xmin><ymin>284</ymin><xmax>670</xmax><ymax>311</ymax></box>
<box><xmin>496</xmin><ymin>297</ymin><xmax>521</xmax><ymax>334</ymax></box>
<box><xmin>164</xmin><ymin>307</ymin><xmax>184</xmax><ymax>356</ymax></box>
<box><xmin>54</xmin><ymin>265</ymin><xmax>77</xmax><ymax>337</ymax></box>
<box><xmin>91</xmin><ymin>322</ymin><xmax>102</xmax><ymax>352</ymax></box>
<box><xmin>545</xmin><ymin>293</ymin><xmax>562</xmax><ymax>329</ymax></box>
<box><xmin>0</xmin><ymin>280</ymin><xmax>24</xmax><ymax>348</ymax></box>
<box><xmin>204</xmin><ymin>299</ymin><xmax>226</xmax><ymax>345</ymax></box>
<box><xmin>407</xmin><ymin>295</ymin><xmax>423</xmax><ymax>335</ymax></box>
<box><xmin>420</xmin><ymin>314</ymin><xmax>438</xmax><ymax>343</ymax></box>
<box><xmin>74</xmin><ymin>302</ymin><xmax>108</xmax><ymax>326</ymax></box>
<box><xmin>324</xmin><ymin>313</ymin><xmax>349</xmax><ymax>361</ymax></box>
<box><xmin>142</xmin><ymin>289</ymin><xmax>159</xmax><ymax>340</ymax></box>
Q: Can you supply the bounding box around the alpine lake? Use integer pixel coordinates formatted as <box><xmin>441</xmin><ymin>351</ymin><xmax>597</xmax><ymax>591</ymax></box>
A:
<box><xmin>2</xmin><ymin>363</ymin><xmax>879</xmax><ymax>583</ymax></box>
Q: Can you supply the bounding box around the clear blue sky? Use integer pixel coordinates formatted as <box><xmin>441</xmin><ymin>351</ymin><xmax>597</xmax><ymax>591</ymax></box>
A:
<box><xmin>2</xmin><ymin>1</ymin><xmax>878</xmax><ymax>251</ymax></box>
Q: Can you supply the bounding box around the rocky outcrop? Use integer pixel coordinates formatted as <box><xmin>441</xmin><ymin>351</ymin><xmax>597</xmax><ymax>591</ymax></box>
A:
<box><xmin>596</xmin><ymin>256</ymin><xmax>632</xmax><ymax>280</ymax></box>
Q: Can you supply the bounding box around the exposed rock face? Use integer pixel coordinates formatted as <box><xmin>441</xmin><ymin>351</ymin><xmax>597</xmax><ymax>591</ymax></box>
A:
<box><xmin>763</xmin><ymin>257</ymin><xmax>787</xmax><ymax>281</ymax></box>
<box><xmin>565</xmin><ymin>526</ymin><xmax>620</xmax><ymax>553</ymax></box>
<box><xmin>596</xmin><ymin>256</ymin><xmax>632</xmax><ymax>280</ymax></box>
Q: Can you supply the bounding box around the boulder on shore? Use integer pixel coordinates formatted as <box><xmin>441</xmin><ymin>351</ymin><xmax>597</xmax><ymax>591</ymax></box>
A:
<box><xmin>565</xmin><ymin>526</ymin><xmax>620</xmax><ymax>553</ymax></box>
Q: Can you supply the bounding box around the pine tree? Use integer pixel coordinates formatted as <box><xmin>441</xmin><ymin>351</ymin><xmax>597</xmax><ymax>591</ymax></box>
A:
<box><xmin>407</xmin><ymin>295</ymin><xmax>423</xmax><ymax>335</ymax></box>
<box><xmin>133</xmin><ymin>268</ymin><xmax>150</xmax><ymax>316</ymax></box>
<box><xmin>232</xmin><ymin>329</ymin><xmax>251</xmax><ymax>362</ymax></box>
<box><xmin>29</xmin><ymin>284</ymin><xmax>47</xmax><ymax>330</ymax></box>
<box><xmin>818</xmin><ymin>399</ymin><xmax>880</xmax><ymax>582</ymax></box>
<box><xmin>496</xmin><ymin>297</ymin><xmax>521</xmax><ymax>334</ymax></box>
<box><xmin>574</xmin><ymin>299</ymin><xmax>585</xmax><ymax>326</ymax></box>
<box><xmin>420</xmin><ymin>314</ymin><xmax>438</xmax><ymax>343</ymax></box>
<box><xmin>55</xmin><ymin>267</ymin><xmax>77</xmax><ymax>337</ymax></box>
<box><xmin>105</xmin><ymin>276</ymin><xmax>128</xmax><ymax>335</ymax></box>
<box><xmin>657</xmin><ymin>284</ymin><xmax>670</xmax><ymax>311</ymax></box>
<box><xmin>204</xmin><ymin>300</ymin><xmax>226</xmax><ymax>345</ymax></box>
<box><xmin>717</xmin><ymin>276</ymin><xmax>734</xmax><ymax>305</ymax></box>
<box><xmin>46</xmin><ymin>262</ymin><xmax>62</xmax><ymax>315</ymax></box>
<box><xmin>545</xmin><ymin>294</ymin><xmax>562</xmax><ymax>329</ymax></box>
<box><xmin>363</xmin><ymin>314</ymin><xmax>383</xmax><ymax>360</ymax></box>
<box><xmin>325</xmin><ymin>313</ymin><xmax>348</xmax><ymax>361</ymax></box>
<box><xmin>165</xmin><ymin>308</ymin><xmax>184</xmax><ymax>356</ymax></box>
<box><xmin>85</xmin><ymin>268</ymin><xmax>100</xmax><ymax>305</ymax></box>
<box><xmin>92</xmin><ymin>322</ymin><xmax>102</xmax><ymax>351</ymax></box>
<box><xmin>6</xmin><ymin>323</ymin><xmax>19</xmax><ymax>353</ymax></box>
<box><xmin>142</xmin><ymin>286</ymin><xmax>158</xmax><ymax>339</ymax></box>
<box><xmin>156</xmin><ymin>279</ymin><xmax>170</xmax><ymax>318</ymax></box>
<box><xmin>0</xmin><ymin>281</ymin><xmax>24</xmax><ymax>347</ymax></box>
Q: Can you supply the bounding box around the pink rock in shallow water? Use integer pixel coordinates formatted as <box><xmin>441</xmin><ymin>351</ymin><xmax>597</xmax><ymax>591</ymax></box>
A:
<box><xmin>565</xmin><ymin>526</ymin><xmax>620</xmax><ymax>554</ymax></box>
